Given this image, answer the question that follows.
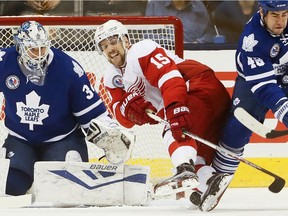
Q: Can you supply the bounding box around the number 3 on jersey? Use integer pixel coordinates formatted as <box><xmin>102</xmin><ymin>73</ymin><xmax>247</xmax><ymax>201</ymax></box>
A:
<box><xmin>150</xmin><ymin>53</ymin><xmax>170</xmax><ymax>69</ymax></box>
<box><xmin>83</xmin><ymin>84</ymin><xmax>94</xmax><ymax>99</ymax></box>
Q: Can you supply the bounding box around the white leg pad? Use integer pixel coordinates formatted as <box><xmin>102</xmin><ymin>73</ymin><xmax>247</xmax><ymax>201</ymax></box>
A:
<box><xmin>33</xmin><ymin>161</ymin><xmax>151</xmax><ymax>207</ymax></box>
<box><xmin>0</xmin><ymin>194</ymin><xmax>32</xmax><ymax>208</ymax></box>
<box><xmin>0</xmin><ymin>158</ymin><xmax>9</xmax><ymax>196</ymax></box>
<box><xmin>0</xmin><ymin>147</ymin><xmax>6</xmax><ymax>159</ymax></box>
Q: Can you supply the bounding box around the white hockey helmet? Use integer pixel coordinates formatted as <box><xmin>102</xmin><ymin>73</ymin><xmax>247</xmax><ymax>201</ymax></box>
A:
<box><xmin>94</xmin><ymin>20</ymin><xmax>129</xmax><ymax>54</ymax></box>
<box><xmin>14</xmin><ymin>21</ymin><xmax>51</xmax><ymax>85</ymax></box>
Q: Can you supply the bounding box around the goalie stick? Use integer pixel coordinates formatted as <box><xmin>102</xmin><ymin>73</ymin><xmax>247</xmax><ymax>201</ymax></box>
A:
<box><xmin>234</xmin><ymin>107</ymin><xmax>288</xmax><ymax>139</ymax></box>
<box><xmin>146</xmin><ymin>110</ymin><xmax>286</xmax><ymax>193</ymax></box>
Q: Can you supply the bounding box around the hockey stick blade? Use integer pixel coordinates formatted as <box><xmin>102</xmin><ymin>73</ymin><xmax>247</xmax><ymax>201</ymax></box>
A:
<box><xmin>237</xmin><ymin>156</ymin><xmax>285</xmax><ymax>193</ymax></box>
<box><xmin>266</xmin><ymin>129</ymin><xmax>288</xmax><ymax>139</ymax></box>
<box><xmin>146</xmin><ymin>110</ymin><xmax>286</xmax><ymax>193</ymax></box>
<box><xmin>234</xmin><ymin>107</ymin><xmax>288</xmax><ymax>138</ymax></box>
<box><xmin>269</xmin><ymin>177</ymin><xmax>286</xmax><ymax>193</ymax></box>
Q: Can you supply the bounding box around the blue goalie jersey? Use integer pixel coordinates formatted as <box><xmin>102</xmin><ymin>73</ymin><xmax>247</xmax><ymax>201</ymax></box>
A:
<box><xmin>0</xmin><ymin>46</ymin><xmax>106</xmax><ymax>145</ymax></box>
<box><xmin>236</xmin><ymin>12</ymin><xmax>288</xmax><ymax>110</ymax></box>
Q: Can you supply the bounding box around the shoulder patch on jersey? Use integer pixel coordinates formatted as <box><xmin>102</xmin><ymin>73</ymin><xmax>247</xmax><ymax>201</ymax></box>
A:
<box><xmin>270</xmin><ymin>43</ymin><xmax>280</xmax><ymax>58</ymax></box>
<box><xmin>72</xmin><ymin>61</ymin><xmax>84</xmax><ymax>77</ymax></box>
<box><xmin>242</xmin><ymin>34</ymin><xmax>258</xmax><ymax>52</ymax></box>
<box><xmin>112</xmin><ymin>75</ymin><xmax>124</xmax><ymax>88</ymax></box>
<box><xmin>6</xmin><ymin>75</ymin><xmax>20</xmax><ymax>90</ymax></box>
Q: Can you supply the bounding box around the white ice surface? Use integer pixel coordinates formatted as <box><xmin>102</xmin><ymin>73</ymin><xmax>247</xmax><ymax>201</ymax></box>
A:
<box><xmin>0</xmin><ymin>187</ymin><xmax>287</xmax><ymax>216</ymax></box>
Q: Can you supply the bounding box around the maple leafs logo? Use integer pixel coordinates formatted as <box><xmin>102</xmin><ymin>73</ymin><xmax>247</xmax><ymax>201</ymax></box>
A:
<box><xmin>16</xmin><ymin>91</ymin><xmax>49</xmax><ymax>130</ymax></box>
<box><xmin>242</xmin><ymin>34</ymin><xmax>258</xmax><ymax>52</ymax></box>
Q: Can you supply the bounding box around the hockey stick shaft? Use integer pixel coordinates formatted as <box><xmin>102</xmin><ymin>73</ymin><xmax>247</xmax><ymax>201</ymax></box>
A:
<box><xmin>234</xmin><ymin>107</ymin><xmax>288</xmax><ymax>139</ymax></box>
<box><xmin>146</xmin><ymin>111</ymin><xmax>286</xmax><ymax>193</ymax></box>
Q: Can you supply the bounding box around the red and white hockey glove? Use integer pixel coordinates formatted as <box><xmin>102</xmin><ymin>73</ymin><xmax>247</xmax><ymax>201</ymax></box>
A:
<box><xmin>166</xmin><ymin>102</ymin><xmax>193</xmax><ymax>142</ymax></box>
<box><xmin>119</xmin><ymin>92</ymin><xmax>158</xmax><ymax>125</ymax></box>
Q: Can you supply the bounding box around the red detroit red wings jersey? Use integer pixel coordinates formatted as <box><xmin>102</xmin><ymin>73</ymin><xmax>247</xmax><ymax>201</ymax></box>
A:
<box><xmin>103</xmin><ymin>39</ymin><xmax>213</xmax><ymax>128</ymax></box>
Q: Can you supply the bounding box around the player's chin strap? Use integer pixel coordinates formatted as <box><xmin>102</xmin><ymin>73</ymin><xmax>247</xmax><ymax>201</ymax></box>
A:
<box><xmin>86</xmin><ymin>113</ymin><xmax>135</xmax><ymax>165</ymax></box>
<box><xmin>145</xmin><ymin>109</ymin><xmax>286</xmax><ymax>194</ymax></box>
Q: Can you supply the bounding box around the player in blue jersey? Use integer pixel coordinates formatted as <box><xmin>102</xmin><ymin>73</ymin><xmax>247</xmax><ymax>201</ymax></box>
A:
<box><xmin>189</xmin><ymin>1</ymin><xmax>288</xmax><ymax>211</ymax></box>
<box><xmin>0</xmin><ymin>20</ymin><xmax>132</xmax><ymax>196</ymax></box>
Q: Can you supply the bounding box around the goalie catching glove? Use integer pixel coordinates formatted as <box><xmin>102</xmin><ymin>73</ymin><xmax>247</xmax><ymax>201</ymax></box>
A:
<box><xmin>86</xmin><ymin>114</ymin><xmax>135</xmax><ymax>165</ymax></box>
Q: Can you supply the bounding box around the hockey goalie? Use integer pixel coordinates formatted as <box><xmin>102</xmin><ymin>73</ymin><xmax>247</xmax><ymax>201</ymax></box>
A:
<box><xmin>0</xmin><ymin>20</ymin><xmax>150</xmax><ymax>207</ymax></box>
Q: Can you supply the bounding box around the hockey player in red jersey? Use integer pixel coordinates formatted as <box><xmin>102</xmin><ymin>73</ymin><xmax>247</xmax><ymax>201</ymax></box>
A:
<box><xmin>94</xmin><ymin>20</ymin><xmax>231</xmax><ymax>210</ymax></box>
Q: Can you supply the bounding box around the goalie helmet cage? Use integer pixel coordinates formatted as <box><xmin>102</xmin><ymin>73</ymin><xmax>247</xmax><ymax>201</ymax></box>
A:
<box><xmin>0</xmin><ymin>16</ymin><xmax>184</xmax><ymax>185</ymax></box>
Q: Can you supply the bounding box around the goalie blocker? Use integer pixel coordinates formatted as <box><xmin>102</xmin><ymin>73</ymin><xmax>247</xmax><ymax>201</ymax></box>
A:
<box><xmin>86</xmin><ymin>113</ymin><xmax>135</xmax><ymax>165</ymax></box>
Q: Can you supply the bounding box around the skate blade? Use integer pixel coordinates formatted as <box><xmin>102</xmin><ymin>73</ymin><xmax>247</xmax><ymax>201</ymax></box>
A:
<box><xmin>200</xmin><ymin>175</ymin><xmax>233</xmax><ymax>211</ymax></box>
<box><xmin>154</xmin><ymin>177</ymin><xmax>199</xmax><ymax>197</ymax></box>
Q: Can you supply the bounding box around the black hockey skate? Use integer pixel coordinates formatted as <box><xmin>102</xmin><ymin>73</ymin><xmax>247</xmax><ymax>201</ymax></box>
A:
<box><xmin>154</xmin><ymin>160</ymin><xmax>199</xmax><ymax>197</ymax></box>
<box><xmin>198</xmin><ymin>173</ymin><xmax>233</xmax><ymax>211</ymax></box>
<box><xmin>189</xmin><ymin>191</ymin><xmax>202</xmax><ymax>207</ymax></box>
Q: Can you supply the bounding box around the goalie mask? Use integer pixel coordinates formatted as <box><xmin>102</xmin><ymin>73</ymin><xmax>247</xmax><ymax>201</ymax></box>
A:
<box><xmin>14</xmin><ymin>21</ymin><xmax>51</xmax><ymax>86</ymax></box>
<box><xmin>94</xmin><ymin>20</ymin><xmax>130</xmax><ymax>67</ymax></box>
